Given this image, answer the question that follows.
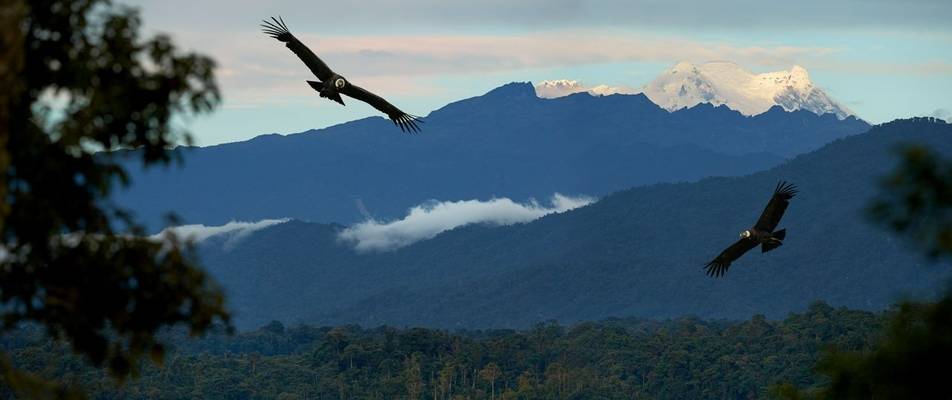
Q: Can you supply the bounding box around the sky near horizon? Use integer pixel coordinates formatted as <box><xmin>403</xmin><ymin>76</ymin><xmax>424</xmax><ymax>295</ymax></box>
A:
<box><xmin>124</xmin><ymin>0</ymin><xmax>952</xmax><ymax>146</ymax></box>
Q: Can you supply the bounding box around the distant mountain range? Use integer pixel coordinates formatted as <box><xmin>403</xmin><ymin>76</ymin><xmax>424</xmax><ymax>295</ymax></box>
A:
<box><xmin>536</xmin><ymin>61</ymin><xmax>854</xmax><ymax>119</ymax></box>
<box><xmin>115</xmin><ymin>82</ymin><xmax>867</xmax><ymax>229</ymax></box>
<box><xmin>196</xmin><ymin>118</ymin><xmax>952</xmax><ymax>330</ymax></box>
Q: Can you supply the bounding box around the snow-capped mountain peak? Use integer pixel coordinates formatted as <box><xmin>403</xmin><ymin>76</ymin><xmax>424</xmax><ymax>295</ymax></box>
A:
<box><xmin>641</xmin><ymin>61</ymin><xmax>853</xmax><ymax>119</ymax></box>
<box><xmin>535</xmin><ymin>80</ymin><xmax>634</xmax><ymax>99</ymax></box>
<box><xmin>534</xmin><ymin>62</ymin><xmax>854</xmax><ymax>119</ymax></box>
<box><xmin>535</xmin><ymin>80</ymin><xmax>587</xmax><ymax>98</ymax></box>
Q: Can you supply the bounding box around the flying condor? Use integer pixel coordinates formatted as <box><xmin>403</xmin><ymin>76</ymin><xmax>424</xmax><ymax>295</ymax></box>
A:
<box><xmin>704</xmin><ymin>181</ymin><xmax>798</xmax><ymax>277</ymax></box>
<box><xmin>261</xmin><ymin>17</ymin><xmax>423</xmax><ymax>133</ymax></box>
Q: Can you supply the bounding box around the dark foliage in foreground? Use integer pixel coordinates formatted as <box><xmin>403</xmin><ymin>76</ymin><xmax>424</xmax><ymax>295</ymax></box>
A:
<box><xmin>3</xmin><ymin>304</ymin><xmax>882</xmax><ymax>399</ymax></box>
<box><xmin>1</xmin><ymin>0</ymin><xmax>229</xmax><ymax>396</ymax></box>
<box><xmin>774</xmin><ymin>126</ymin><xmax>952</xmax><ymax>400</ymax></box>
<box><xmin>868</xmin><ymin>141</ymin><xmax>952</xmax><ymax>260</ymax></box>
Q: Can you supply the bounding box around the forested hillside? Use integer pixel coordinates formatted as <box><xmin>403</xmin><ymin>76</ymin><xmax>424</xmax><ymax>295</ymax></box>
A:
<box><xmin>3</xmin><ymin>303</ymin><xmax>883</xmax><ymax>399</ymax></box>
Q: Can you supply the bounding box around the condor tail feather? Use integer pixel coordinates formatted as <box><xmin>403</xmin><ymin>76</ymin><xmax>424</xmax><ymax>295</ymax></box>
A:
<box><xmin>772</xmin><ymin>229</ymin><xmax>786</xmax><ymax>240</ymax></box>
<box><xmin>762</xmin><ymin>239</ymin><xmax>783</xmax><ymax>253</ymax></box>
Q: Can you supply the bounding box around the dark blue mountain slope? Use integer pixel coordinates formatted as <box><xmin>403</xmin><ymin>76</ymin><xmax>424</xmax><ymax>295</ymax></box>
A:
<box><xmin>199</xmin><ymin>118</ymin><xmax>948</xmax><ymax>330</ymax></box>
<box><xmin>116</xmin><ymin>83</ymin><xmax>867</xmax><ymax>228</ymax></box>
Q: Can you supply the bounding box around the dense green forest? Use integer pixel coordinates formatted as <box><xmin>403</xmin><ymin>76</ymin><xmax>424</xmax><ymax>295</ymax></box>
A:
<box><xmin>3</xmin><ymin>303</ymin><xmax>883</xmax><ymax>399</ymax></box>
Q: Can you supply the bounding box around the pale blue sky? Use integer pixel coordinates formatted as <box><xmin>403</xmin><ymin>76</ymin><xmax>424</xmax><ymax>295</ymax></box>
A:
<box><xmin>125</xmin><ymin>0</ymin><xmax>952</xmax><ymax>145</ymax></box>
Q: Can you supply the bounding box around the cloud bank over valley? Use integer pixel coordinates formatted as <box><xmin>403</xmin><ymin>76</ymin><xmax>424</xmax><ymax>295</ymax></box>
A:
<box><xmin>151</xmin><ymin>219</ymin><xmax>290</xmax><ymax>249</ymax></box>
<box><xmin>338</xmin><ymin>194</ymin><xmax>596</xmax><ymax>252</ymax></box>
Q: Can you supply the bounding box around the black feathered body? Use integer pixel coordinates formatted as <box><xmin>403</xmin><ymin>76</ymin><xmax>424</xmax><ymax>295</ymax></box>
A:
<box><xmin>745</xmin><ymin>227</ymin><xmax>785</xmax><ymax>253</ymax></box>
<box><xmin>746</xmin><ymin>228</ymin><xmax>772</xmax><ymax>242</ymax></box>
<box><xmin>307</xmin><ymin>77</ymin><xmax>346</xmax><ymax>106</ymax></box>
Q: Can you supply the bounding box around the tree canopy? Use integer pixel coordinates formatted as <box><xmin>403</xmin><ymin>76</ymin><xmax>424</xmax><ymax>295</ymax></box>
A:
<box><xmin>1</xmin><ymin>308</ymin><xmax>886</xmax><ymax>399</ymax></box>
<box><xmin>1</xmin><ymin>0</ymin><xmax>230</xmax><ymax>395</ymax></box>
<box><xmin>869</xmin><ymin>137</ymin><xmax>952</xmax><ymax>259</ymax></box>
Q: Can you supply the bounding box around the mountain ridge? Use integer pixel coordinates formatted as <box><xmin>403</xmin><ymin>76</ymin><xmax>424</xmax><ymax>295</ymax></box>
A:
<box><xmin>115</xmin><ymin>81</ymin><xmax>867</xmax><ymax>229</ymax></box>
<box><xmin>197</xmin><ymin>118</ymin><xmax>951</xmax><ymax>329</ymax></box>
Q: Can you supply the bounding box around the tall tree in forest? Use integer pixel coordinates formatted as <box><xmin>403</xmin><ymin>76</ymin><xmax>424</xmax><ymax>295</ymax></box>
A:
<box><xmin>480</xmin><ymin>363</ymin><xmax>501</xmax><ymax>400</ymax></box>
<box><xmin>545</xmin><ymin>361</ymin><xmax>570</xmax><ymax>399</ymax></box>
<box><xmin>405</xmin><ymin>354</ymin><xmax>423</xmax><ymax>400</ymax></box>
<box><xmin>0</xmin><ymin>0</ymin><xmax>229</xmax><ymax>396</ymax></box>
<box><xmin>438</xmin><ymin>362</ymin><xmax>454</xmax><ymax>399</ymax></box>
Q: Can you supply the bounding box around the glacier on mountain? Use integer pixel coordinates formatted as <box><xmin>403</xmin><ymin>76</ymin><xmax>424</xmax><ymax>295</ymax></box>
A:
<box><xmin>535</xmin><ymin>61</ymin><xmax>854</xmax><ymax>119</ymax></box>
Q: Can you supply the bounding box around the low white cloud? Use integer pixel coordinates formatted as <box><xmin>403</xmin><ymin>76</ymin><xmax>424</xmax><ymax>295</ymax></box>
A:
<box><xmin>0</xmin><ymin>220</ymin><xmax>291</xmax><ymax>262</ymax></box>
<box><xmin>338</xmin><ymin>193</ymin><xmax>595</xmax><ymax>252</ymax></box>
<box><xmin>151</xmin><ymin>219</ymin><xmax>290</xmax><ymax>249</ymax></box>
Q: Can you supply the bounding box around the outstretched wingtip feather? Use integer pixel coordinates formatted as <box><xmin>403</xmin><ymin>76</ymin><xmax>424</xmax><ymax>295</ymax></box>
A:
<box><xmin>390</xmin><ymin>114</ymin><xmax>422</xmax><ymax>134</ymax></box>
<box><xmin>337</xmin><ymin>83</ymin><xmax>423</xmax><ymax>133</ymax></box>
<box><xmin>704</xmin><ymin>261</ymin><xmax>727</xmax><ymax>278</ymax></box>
<box><xmin>704</xmin><ymin>237</ymin><xmax>758</xmax><ymax>278</ymax></box>
<box><xmin>407</xmin><ymin>116</ymin><xmax>423</xmax><ymax>133</ymax></box>
<box><xmin>774</xmin><ymin>181</ymin><xmax>798</xmax><ymax>200</ymax></box>
<box><xmin>261</xmin><ymin>17</ymin><xmax>293</xmax><ymax>41</ymax></box>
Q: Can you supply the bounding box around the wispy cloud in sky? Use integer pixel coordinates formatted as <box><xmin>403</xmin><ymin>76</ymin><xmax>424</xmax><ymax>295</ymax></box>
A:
<box><xmin>294</xmin><ymin>34</ymin><xmax>838</xmax><ymax>75</ymax></box>
<box><xmin>209</xmin><ymin>31</ymin><xmax>839</xmax><ymax>107</ymax></box>
<box><xmin>127</xmin><ymin>0</ymin><xmax>952</xmax><ymax>33</ymax></box>
<box><xmin>338</xmin><ymin>194</ymin><xmax>595</xmax><ymax>252</ymax></box>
